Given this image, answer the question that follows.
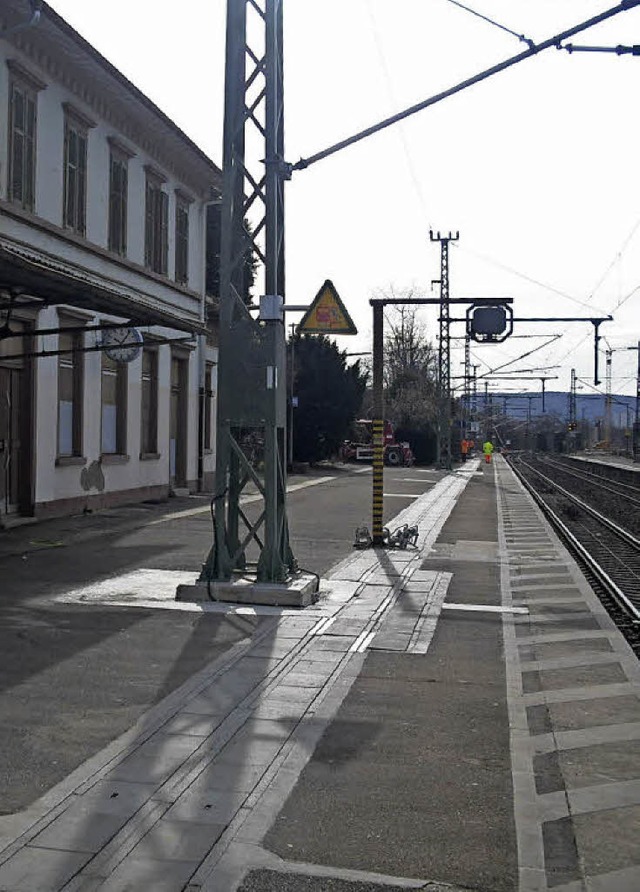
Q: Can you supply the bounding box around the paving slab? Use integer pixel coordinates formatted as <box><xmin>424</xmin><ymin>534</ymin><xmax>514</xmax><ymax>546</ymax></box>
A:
<box><xmin>2</xmin><ymin>459</ymin><xmax>640</xmax><ymax>892</ymax></box>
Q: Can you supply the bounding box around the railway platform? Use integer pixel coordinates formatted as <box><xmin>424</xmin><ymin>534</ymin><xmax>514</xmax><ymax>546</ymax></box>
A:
<box><xmin>0</xmin><ymin>458</ymin><xmax>639</xmax><ymax>891</ymax></box>
<box><xmin>572</xmin><ymin>452</ymin><xmax>640</xmax><ymax>475</ymax></box>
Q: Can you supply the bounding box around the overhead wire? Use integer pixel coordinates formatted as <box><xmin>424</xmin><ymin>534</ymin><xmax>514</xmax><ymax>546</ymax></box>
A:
<box><xmin>452</xmin><ymin>243</ymin><xmax>610</xmax><ymax>315</ymax></box>
<box><xmin>364</xmin><ymin>1</ymin><xmax>433</xmax><ymax>231</ymax></box>
<box><xmin>444</xmin><ymin>0</ymin><xmax>534</xmax><ymax>48</ymax></box>
<box><xmin>482</xmin><ymin>335</ymin><xmax>562</xmax><ymax>376</ymax></box>
<box><xmin>367</xmin><ymin>1</ymin><xmax>639</xmax><ymax>393</ymax></box>
<box><xmin>586</xmin><ymin>213</ymin><xmax>640</xmax><ymax>305</ymax></box>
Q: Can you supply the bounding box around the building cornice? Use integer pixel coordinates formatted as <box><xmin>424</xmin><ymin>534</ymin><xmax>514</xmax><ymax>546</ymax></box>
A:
<box><xmin>0</xmin><ymin>199</ymin><xmax>201</xmax><ymax>303</ymax></box>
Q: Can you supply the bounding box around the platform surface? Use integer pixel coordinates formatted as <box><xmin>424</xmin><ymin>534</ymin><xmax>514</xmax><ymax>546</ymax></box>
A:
<box><xmin>0</xmin><ymin>458</ymin><xmax>638</xmax><ymax>892</ymax></box>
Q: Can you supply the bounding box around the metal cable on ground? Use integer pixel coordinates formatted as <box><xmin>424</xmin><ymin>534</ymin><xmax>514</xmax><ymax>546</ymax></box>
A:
<box><xmin>353</xmin><ymin>523</ymin><xmax>419</xmax><ymax>550</ymax></box>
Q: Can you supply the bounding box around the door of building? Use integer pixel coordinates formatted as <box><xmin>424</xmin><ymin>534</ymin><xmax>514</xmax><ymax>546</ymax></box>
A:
<box><xmin>169</xmin><ymin>356</ymin><xmax>188</xmax><ymax>487</ymax></box>
<box><xmin>0</xmin><ymin>324</ymin><xmax>29</xmax><ymax>516</ymax></box>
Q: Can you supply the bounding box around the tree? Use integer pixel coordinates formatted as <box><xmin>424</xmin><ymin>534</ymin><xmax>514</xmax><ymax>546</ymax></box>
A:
<box><xmin>291</xmin><ymin>334</ymin><xmax>368</xmax><ymax>463</ymax></box>
<box><xmin>379</xmin><ymin>293</ymin><xmax>439</xmax><ymax>462</ymax></box>
<box><xmin>205</xmin><ymin>204</ymin><xmax>257</xmax><ymax>305</ymax></box>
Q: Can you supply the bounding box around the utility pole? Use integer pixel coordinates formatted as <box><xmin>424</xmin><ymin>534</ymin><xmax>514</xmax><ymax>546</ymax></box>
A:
<box><xmin>539</xmin><ymin>376</ymin><xmax>555</xmax><ymax>413</ymax></box>
<box><xmin>463</xmin><ymin>334</ymin><xmax>471</xmax><ymax>437</ymax></box>
<box><xmin>472</xmin><ymin>364</ymin><xmax>478</xmax><ymax>440</ymax></box>
<box><xmin>605</xmin><ymin>348</ymin><xmax>613</xmax><ymax>447</ymax></box>
<box><xmin>627</xmin><ymin>342</ymin><xmax>640</xmax><ymax>462</ymax></box>
<box><xmin>635</xmin><ymin>343</ymin><xmax>640</xmax><ymax>462</ymax></box>
<box><xmin>430</xmin><ymin>229</ymin><xmax>459</xmax><ymax>469</ymax></box>
<box><xmin>288</xmin><ymin>322</ymin><xmax>296</xmax><ymax>468</ymax></box>
<box><xmin>568</xmin><ymin>368</ymin><xmax>578</xmax><ymax>453</ymax></box>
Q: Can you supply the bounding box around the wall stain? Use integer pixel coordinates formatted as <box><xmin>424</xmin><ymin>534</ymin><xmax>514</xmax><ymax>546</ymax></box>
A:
<box><xmin>80</xmin><ymin>461</ymin><xmax>105</xmax><ymax>492</ymax></box>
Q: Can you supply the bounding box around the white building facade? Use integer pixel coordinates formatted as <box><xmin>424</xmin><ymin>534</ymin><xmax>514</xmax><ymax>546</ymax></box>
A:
<box><xmin>0</xmin><ymin>1</ymin><xmax>220</xmax><ymax>523</ymax></box>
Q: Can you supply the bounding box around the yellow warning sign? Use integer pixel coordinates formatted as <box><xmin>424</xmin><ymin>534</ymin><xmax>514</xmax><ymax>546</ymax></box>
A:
<box><xmin>298</xmin><ymin>280</ymin><xmax>357</xmax><ymax>335</ymax></box>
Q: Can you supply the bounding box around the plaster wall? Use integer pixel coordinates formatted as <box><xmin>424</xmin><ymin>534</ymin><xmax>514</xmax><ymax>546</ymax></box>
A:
<box><xmin>1</xmin><ymin>32</ymin><xmax>219</xmax><ymax>517</ymax></box>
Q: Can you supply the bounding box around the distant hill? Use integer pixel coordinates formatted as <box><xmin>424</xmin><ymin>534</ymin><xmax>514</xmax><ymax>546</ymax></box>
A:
<box><xmin>476</xmin><ymin>391</ymin><xmax>636</xmax><ymax>424</ymax></box>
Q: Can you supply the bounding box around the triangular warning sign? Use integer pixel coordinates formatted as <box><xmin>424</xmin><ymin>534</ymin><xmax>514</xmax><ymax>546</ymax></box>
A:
<box><xmin>298</xmin><ymin>280</ymin><xmax>357</xmax><ymax>335</ymax></box>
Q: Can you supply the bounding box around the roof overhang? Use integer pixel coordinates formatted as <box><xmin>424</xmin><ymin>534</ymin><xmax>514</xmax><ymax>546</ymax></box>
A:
<box><xmin>0</xmin><ymin>237</ymin><xmax>208</xmax><ymax>335</ymax></box>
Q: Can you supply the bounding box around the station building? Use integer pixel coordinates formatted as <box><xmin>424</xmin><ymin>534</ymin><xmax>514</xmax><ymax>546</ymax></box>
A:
<box><xmin>0</xmin><ymin>1</ymin><xmax>221</xmax><ymax>524</ymax></box>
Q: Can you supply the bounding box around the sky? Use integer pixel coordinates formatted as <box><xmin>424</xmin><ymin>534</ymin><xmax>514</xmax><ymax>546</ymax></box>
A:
<box><xmin>47</xmin><ymin>0</ymin><xmax>640</xmax><ymax>404</ymax></box>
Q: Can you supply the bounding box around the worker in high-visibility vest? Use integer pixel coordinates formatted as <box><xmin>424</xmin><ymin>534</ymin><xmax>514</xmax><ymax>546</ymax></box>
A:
<box><xmin>482</xmin><ymin>439</ymin><xmax>494</xmax><ymax>464</ymax></box>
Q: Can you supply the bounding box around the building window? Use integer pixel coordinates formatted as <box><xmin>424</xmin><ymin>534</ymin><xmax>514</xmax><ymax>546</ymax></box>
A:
<box><xmin>145</xmin><ymin>171</ymin><xmax>168</xmax><ymax>275</ymax></box>
<box><xmin>63</xmin><ymin>114</ymin><xmax>89</xmax><ymax>234</ymax></box>
<box><xmin>108</xmin><ymin>148</ymin><xmax>128</xmax><ymax>255</ymax></box>
<box><xmin>57</xmin><ymin>330</ymin><xmax>84</xmax><ymax>456</ymax></box>
<box><xmin>204</xmin><ymin>363</ymin><xmax>214</xmax><ymax>450</ymax></box>
<box><xmin>7</xmin><ymin>73</ymin><xmax>38</xmax><ymax>210</ymax></box>
<box><xmin>140</xmin><ymin>348</ymin><xmax>158</xmax><ymax>455</ymax></box>
<box><xmin>175</xmin><ymin>194</ymin><xmax>190</xmax><ymax>285</ymax></box>
<box><xmin>101</xmin><ymin>355</ymin><xmax>127</xmax><ymax>454</ymax></box>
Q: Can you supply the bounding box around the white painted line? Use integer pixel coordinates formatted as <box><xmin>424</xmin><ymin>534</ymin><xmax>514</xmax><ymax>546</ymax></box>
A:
<box><xmin>56</xmin><ymin>597</ymin><xmax>327</xmax><ymax>617</ymax></box>
<box><xmin>311</xmin><ymin>617</ymin><xmax>336</xmax><ymax>636</ymax></box>
<box><xmin>357</xmin><ymin>631</ymin><xmax>376</xmax><ymax>653</ymax></box>
<box><xmin>352</xmin><ymin>466</ymin><xmax>372</xmax><ymax>474</ymax></box>
<box><xmin>148</xmin><ymin>475</ymin><xmax>338</xmax><ymax>525</ymax></box>
<box><xmin>442</xmin><ymin>603</ymin><xmax>529</xmax><ymax>614</ymax></box>
<box><xmin>383</xmin><ymin>493</ymin><xmax>423</xmax><ymax>498</ymax></box>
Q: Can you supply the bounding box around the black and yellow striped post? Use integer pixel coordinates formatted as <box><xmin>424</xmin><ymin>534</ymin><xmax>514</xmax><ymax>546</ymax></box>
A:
<box><xmin>371</xmin><ymin>300</ymin><xmax>385</xmax><ymax>546</ymax></box>
<box><xmin>371</xmin><ymin>418</ymin><xmax>385</xmax><ymax>545</ymax></box>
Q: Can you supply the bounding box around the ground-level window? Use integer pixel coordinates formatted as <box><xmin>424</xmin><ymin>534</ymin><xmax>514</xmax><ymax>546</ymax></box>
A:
<box><xmin>140</xmin><ymin>348</ymin><xmax>158</xmax><ymax>455</ymax></box>
<box><xmin>57</xmin><ymin>329</ymin><xmax>83</xmax><ymax>456</ymax></box>
<box><xmin>101</xmin><ymin>355</ymin><xmax>127</xmax><ymax>454</ymax></box>
<box><xmin>170</xmin><ymin>355</ymin><xmax>188</xmax><ymax>484</ymax></box>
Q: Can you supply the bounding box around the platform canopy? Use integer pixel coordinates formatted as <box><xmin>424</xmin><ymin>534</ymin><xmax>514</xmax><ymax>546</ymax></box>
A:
<box><xmin>0</xmin><ymin>237</ymin><xmax>207</xmax><ymax>335</ymax></box>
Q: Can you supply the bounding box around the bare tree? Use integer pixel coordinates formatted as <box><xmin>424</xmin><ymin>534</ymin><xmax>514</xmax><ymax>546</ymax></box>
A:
<box><xmin>379</xmin><ymin>291</ymin><xmax>437</xmax><ymax>429</ymax></box>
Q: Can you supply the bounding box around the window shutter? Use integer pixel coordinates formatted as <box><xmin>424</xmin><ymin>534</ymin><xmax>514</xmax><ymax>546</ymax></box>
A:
<box><xmin>160</xmin><ymin>190</ymin><xmax>168</xmax><ymax>275</ymax></box>
<box><xmin>10</xmin><ymin>86</ymin><xmax>25</xmax><ymax>203</ymax></box>
<box><xmin>24</xmin><ymin>96</ymin><xmax>35</xmax><ymax>209</ymax></box>
<box><xmin>77</xmin><ymin>132</ymin><xmax>87</xmax><ymax>234</ymax></box>
<box><xmin>145</xmin><ymin>180</ymin><xmax>153</xmax><ymax>268</ymax></box>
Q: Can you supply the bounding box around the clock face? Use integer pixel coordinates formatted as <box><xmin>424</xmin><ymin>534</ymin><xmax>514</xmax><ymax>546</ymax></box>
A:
<box><xmin>102</xmin><ymin>327</ymin><xmax>143</xmax><ymax>363</ymax></box>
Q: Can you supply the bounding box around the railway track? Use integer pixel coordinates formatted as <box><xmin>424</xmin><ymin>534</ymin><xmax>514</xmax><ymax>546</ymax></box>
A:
<box><xmin>507</xmin><ymin>454</ymin><xmax>640</xmax><ymax>657</ymax></box>
<box><xmin>529</xmin><ymin>454</ymin><xmax>640</xmax><ymax>537</ymax></box>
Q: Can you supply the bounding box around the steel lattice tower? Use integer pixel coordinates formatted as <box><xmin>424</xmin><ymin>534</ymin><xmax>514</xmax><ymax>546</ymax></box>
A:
<box><xmin>430</xmin><ymin>230</ymin><xmax>459</xmax><ymax>469</ymax></box>
<box><xmin>199</xmin><ymin>0</ymin><xmax>295</xmax><ymax>585</ymax></box>
<box><xmin>463</xmin><ymin>333</ymin><xmax>471</xmax><ymax>436</ymax></box>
